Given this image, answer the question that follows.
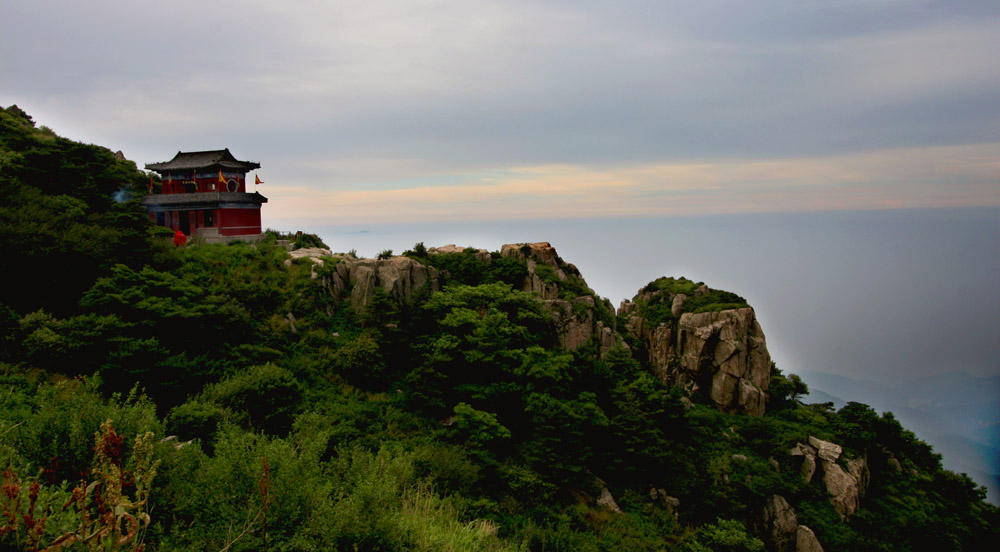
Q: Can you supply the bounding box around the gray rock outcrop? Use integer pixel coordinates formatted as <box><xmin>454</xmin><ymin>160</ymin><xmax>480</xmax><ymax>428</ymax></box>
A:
<box><xmin>789</xmin><ymin>442</ymin><xmax>819</xmax><ymax>482</ymax></box>
<box><xmin>621</xmin><ymin>295</ymin><xmax>771</xmax><ymax>416</ymax></box>
<box><xmin>500</xmin><ymin>242</ymin><xmax>581</xmax><ymax>300</ymax></box>
<box><xmin>501</xmin><ymin>243</ymin><xmax>625</xmax><ymax>357</ymax></box>
<box><xmin>284</xmin><ymin>247</ymin><xmax>334</xmax><ymax>279</ymax></box>
<box><xmin>546</xmin><ymin>296</ymin><xmax>622</xmax><ymax>357</ymax></box>
<box><xmin>789</xmin><ymin>437</ymin><xmax>867</xmax><ymax>519</ymax></box>
<box><xmin>311</xmin><ymin>253</ymin><xmax>440</xmax><ymax>313</ymax></box>
<box><xmin>796</xmin><ymin>525</ymin><xmax>824</xmax><ymax>552</ymax></box>
<box><xmin>764</xmin><ymin>494</ymin><xmax>800</xmax><ymax>552</ymax></box>
<box><xmin>760</xmin><ymin>494</ymin><xmax>826</xmax><ymax>552</ymax></box>
<box><xmin>808</xmin><ymin>436</ymin><xmax>842</xmax><ymax>463</ymax></box>
<box><xmin>649</xmin><ymin>488</ymin><xmax>680</xmax><ymax>522</ymax></box>
<box><xmin>596</xmin><ymin>482</ymin><xmax>623</xmax><ymax>513</ymax></box>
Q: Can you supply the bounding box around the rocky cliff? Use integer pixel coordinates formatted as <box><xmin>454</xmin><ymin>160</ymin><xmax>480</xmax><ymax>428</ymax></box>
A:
<box><xmin>499</xmin><ymin>242</ymin><xmax>622</xmax><ymax>357</ymax></box>
<box><xmin>293</xmin><ymin>243</ymin><xmax>771</xmax><ymax>415</ymax></box>
<box><xmin>620</xmin><ymin>279</ymin><xmax>771</xmax><ymax>416</ymax></box>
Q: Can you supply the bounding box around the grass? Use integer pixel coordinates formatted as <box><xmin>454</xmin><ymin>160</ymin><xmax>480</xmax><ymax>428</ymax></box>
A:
<box><xmin>633</xmin><ymin>277</ymin><xmax>749</xmax><ymax>327</ymax></box>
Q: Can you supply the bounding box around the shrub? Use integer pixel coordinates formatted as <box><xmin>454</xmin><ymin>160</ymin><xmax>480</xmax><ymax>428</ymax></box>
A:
<box><xmin>167</xmin><ymin>399</ymin><xmax>227</xmax><ymax>447</ymax></box>
<box><xmin>204</xmin><ymin>364</ymin><xmax>301</xmax><ymax>434</ymax></box>
<box><xmin>682</xmin><ymin>518</ymin><xmax>765</xmax><ymax>552</ymax></box>
<box><xmin>331</xmin><ymin>332</ymin><xmax>387</xmax><ymax>387</ymax></box>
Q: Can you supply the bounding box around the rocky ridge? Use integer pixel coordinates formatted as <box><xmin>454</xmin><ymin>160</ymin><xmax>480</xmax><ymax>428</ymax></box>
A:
<box><xmin>498</xmin><ymin>242</ymin><xmax>622</xmax><ymax>357</ymax></box>
<box><xmin>290</xmin><ymin>243</ymin><xmax>770</xmax><ymax>415</ymax></box>
<box><xmin>287</xmin><ymin>247</ymin><xmax>441</xmax><ymax>313</ymax></box>
<box><xmin>278</xmin><ymin>241</ymin><xmax>908</xmax><ymax>550</ymax></box>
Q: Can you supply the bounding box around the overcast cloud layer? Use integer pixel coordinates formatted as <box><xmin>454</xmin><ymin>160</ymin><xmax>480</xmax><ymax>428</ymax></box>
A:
<box><xmin>2</xmin><ymin>0</ymin><xmax>999</xmax><ymax>222</ymax></box>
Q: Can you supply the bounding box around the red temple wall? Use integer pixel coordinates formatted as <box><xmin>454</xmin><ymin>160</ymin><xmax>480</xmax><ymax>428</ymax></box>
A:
<box><xmin>218</xmin><ymin>208</ymin><xmax>262</xmax><ymax>236</ymax></box>
<box><xmin>148</xmin><ymin>208</ymin><xmax>259</xmax><ymax>236</ymax></box>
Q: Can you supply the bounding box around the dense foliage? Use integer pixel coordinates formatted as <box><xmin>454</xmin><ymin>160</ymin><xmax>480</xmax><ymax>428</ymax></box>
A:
<box><xmin>1</xmin><ymin>106</ymin><xmax>996</xmax><ymax>551</ymax></box>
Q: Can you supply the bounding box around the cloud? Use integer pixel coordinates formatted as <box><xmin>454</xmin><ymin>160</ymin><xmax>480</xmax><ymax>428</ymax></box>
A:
<box><xmin>3</xmin><ymin>1</ymin><xmax>998</xmax><ymax>214</ymax></box>
<box><xmin>263</xmin><ymin>142</ymin><xmax>1000</xmax><ymax>225</ymax></box>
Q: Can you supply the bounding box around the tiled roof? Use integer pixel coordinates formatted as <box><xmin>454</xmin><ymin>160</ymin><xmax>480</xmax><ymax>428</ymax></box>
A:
<box><xmin>145</xmin><ymin>149</ymin><xmax>261</xmax><ymax>172</ymax></box>
<box><xmin>142</xmin><ymin>191</ymin><xmax>268</xmax><ymax>207</ymax></box>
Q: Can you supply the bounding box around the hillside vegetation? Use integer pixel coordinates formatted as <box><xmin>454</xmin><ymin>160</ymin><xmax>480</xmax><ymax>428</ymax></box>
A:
<box><xmin>1</xmin><ymin>106</ymin><xmax>996</xmax><ymax>551</ymax></box>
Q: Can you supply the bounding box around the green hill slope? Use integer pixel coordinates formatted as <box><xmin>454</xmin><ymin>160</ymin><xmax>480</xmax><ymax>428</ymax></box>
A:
<box><xmin>1</xmin><ymin>106</ymin><xmax>996</xmax><ymax>551</ymax></box>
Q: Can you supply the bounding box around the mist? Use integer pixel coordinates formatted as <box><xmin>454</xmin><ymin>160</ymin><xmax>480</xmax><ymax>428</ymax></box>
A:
<box><xmin>293</xmin><ymin>207</ymin><xmax>999</xmax><ymax>383</ymax></box>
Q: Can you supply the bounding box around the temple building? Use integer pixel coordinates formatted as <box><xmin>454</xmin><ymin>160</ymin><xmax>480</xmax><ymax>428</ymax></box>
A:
<box><xmin>142</xmin><ymin>149</ymin><xmax>267</xmax><ymax>242</ymax></box>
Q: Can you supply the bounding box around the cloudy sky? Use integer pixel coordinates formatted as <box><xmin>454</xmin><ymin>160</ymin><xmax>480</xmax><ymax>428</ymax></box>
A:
<box><xmin>2</xmin><ymin>0</ymin><xmax>998</xmax><ymax>226</ymax></box>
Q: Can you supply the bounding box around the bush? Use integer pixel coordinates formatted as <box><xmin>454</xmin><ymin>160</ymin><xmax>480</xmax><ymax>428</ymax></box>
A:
<box><xmin>331</xmin><ymin>332</ymin><xmax>387</xmax><ymax>387</ymax></box>
<box><xmin>168</xmin><ymin>399</ymin><xmax>227</xmax><ymax>447</ymax></box>
<box><xmin>204</xmin><ymin>364</ymin><xmax>301</xmax><ymax>434</ymax></box>
<box><xmin>683</xmin><ymin>518</ymin><xmax>765</xmax><ymax>552</ymax></box>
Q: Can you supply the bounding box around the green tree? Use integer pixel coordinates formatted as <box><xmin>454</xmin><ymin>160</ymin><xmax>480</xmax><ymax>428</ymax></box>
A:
<box><xmin>683</xmin><ymin>519</ymin><xmax>764</xmax><ymax>552</ymax></box>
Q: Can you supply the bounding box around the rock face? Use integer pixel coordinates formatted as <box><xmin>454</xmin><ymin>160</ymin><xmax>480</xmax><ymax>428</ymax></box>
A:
<box><xmin>312</xmin><ymin>253</ymin><xmax>440</xmax><ymax>313</ymax></box>
<box><xmin>760</xmin><ymin>494</ymin><xmax>825</xmax><ymax>552</ymax></box>
<box><xmin>501</xmin><ymin>242</ymin><xmax>625</xmax><ymax>357</ymax></box>
<box><xmin>822</xmin><ymin>461</ymin><xmax>860</xmax><ymax>519</ymax></box>
<box><xmin>308</xmin><ymin>243</ymin><xmax>621</xmax><ymax>360</ymax></box>
<box><xmin>284</xmin><ymin>247</ymin><xmax>334</xmax><ymax>279</ymax></box>
<box><xmin>500</xmin><ymin>241</ymin><xmax>581</xmax><ymax>300</ymax></box>
<box><xmin>764</xmin><ymin>494</ymin><xmax>800</xmax><ymax>552</ymax></box>
<box><xmin>546</xmin><ymin>296</ymin><xmax>621</xmax><ymax>357</ymax></box>
<box><xmin>302</xmin><ymin>245</ymin><xmax>774</xmax><ymax>411</ymax></box>
<box><xmin>796</xmin><ymin>525</ymin><xmax>824</xmax><ymax>552</ymax></box>
<box><xmin>595</xmin><ymin>481</ymin><xmax>623</xmax><ymax>513</ymax></box>
<box><xmin>788</xmin><ymin>436</ymin><xmax>867</xmax><ymax>519</ymax></box>
<box><xmin>621</xmin><ymin>291</ymin><xmax>771</xmax><ymax>416</ymax></box>
<box><xmin>789</xmin><ymin>442</ymin><xmax>819</xmax><ymax>483</ymax></box>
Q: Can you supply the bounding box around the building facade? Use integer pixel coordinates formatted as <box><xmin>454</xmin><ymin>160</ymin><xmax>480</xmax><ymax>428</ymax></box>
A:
<box><xmin>143</xmin><ymin>149</ymin><xmax>267</xmax><ymax>241</ymax></box>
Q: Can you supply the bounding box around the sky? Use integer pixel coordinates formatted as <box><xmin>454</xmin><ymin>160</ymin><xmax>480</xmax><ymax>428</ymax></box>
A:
<box><xmin>2</xmin><ymin>0</ymin><xmax>998</xmax><ymax>227</ymax></box>
<box><xmin>2</xmin><ymin>0</ymin><xmax>999</xmax><ymax>381</ymax></box>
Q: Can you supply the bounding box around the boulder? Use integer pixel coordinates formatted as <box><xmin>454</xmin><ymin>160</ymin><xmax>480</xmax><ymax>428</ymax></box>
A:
<box><xmin>596</xmin><ymin>486</ymin><xmax>623</xmax><ymax>513</ymax></box>
<box><xmin>592</xmin><ymin>477</ymin><xmax>623</xmax><ymax>513</ymax></box>
<box><xmin>764</xmin><ymin>494</ymin><xmax>800</xmax><ymax>552</ymax></box>
<box><xmin>284</xmin><ymin>247</ymin><xmax>334</xmax><ymax>278</ymax></box>
<box><xmin>501</xmin><ymin>242</ymin><xmax>589</xmax><ymax>291</ymax></box>
<box><xmin>758</xmin><ymin>495</ymin><xmax>827</xmax><ymax>552</ymax></box>
<box><xmin>808</xmin><ymin>436</ymin><xmax>842</xmax><ymax>463</ymax></box>
<box><xmin>671</xmin><ymin>293</ymin><xmax>687</xmax><ymax>317</ymax></box>
<box><xmin>847</xmin><ymin>455</ymin><xmax>869</xmax><ymax>496</ymax></box>
<box><xmin>649</xmin><ymin>488</ymin><xmax>680</xmax><ymax>522</ymax></box>
<box><xmin>500</xmin><ymin>241</ymin><xmax>562</xmax><ymax>268</ymax></box>
<box><xmin>789</xmin><ymin>437</ymin><xmax>862</xmax><ymax>517</ymax></box>
<box><xmin>822</xmin><ymin>461</ymin><xmax>860</xmax><ymax>519</ymax></box>
<box><xmin>788</xmin><ymin>442</ymin><xmax>818</xmax><ymax>482</ymax></box>
<box><xmin>887</xmin><ymin>456</ymin><xmax>903</xmax><ymax>472</ymax></box>
<box><xmin>796</xmin><ymin>525</ymin><xmax>824</xmax><ymax>552</ymax></box>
